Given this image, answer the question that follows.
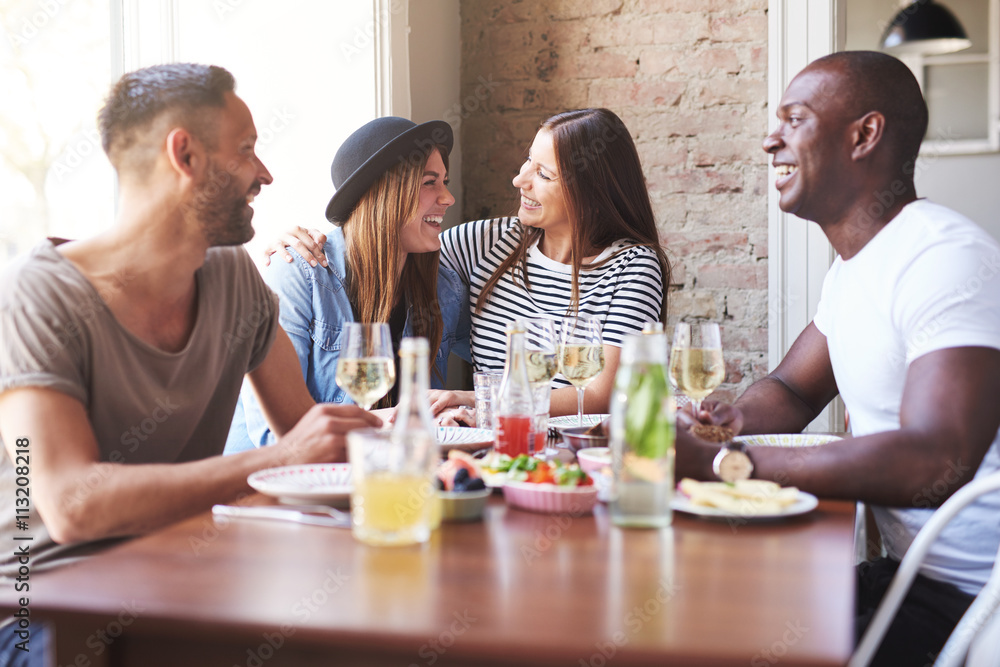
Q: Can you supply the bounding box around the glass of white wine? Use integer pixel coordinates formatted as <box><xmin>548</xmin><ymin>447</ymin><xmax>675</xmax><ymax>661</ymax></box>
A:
<box><xmin>335</xmin><ymin>323</ymin><xmax>396</xmax><ymax>410</ymax></box>
<box><xmin>558</xmin><ymin>315</ymin><xmax>605</xmax><ymax>427</ymax></box>
<box><xmin>669</xmin><ymin>322</ymin><xmax>724</xmax><ymax>417</ymax></box>
<box><xmin>525</xmin><ymin>318</ymin><xmax>558</xmax><ymax>385</ymax></box>
<box><xmin>525</xmin><ymin>317</ymin><xmax>558</xmax><ymax>453</ymax></box>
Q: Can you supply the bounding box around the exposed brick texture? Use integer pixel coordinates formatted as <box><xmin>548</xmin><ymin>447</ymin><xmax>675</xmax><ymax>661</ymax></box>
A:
<box><xmin>459</xmin><ymin>0</ymin><xmax>769</xmax><ymax>398</ymax></box>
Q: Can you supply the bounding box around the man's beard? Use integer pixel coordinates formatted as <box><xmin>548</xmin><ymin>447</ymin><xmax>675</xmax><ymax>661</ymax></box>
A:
<box><xmin>192</xmin><ymin>160</ymin><xmax>255</xmax><ymax>247</ymax></box>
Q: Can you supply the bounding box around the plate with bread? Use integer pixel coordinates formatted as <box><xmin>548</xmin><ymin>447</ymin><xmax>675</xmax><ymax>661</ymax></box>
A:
<box><xmin>672</xmin><ymin>478</ymin><xmax>818</xmax><ymax>520</ymax></box>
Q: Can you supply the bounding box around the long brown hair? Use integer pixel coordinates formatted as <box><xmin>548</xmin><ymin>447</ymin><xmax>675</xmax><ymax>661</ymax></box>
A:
<box><xmin>344</xmin><ymin>146</ymin><xmax>448</xmax><ymax>386</ymax></box>
<box><xmin>476</xmin><ymin>109</ymin><xmax>670</xmax><ymax>322</ymax></box>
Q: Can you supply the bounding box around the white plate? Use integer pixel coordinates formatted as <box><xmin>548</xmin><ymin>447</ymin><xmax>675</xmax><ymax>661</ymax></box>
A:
<box><xmin>733</xmin><ymin>434</ymin><xmax>842</xmax><ymax>448</ymax></box>
<box><xmin>248</xmin><ymin>463</ymin><xmax>352</xmax><ymax>506</ymax></box>
<box><xmin>437</xmin><ymin>426</ymin><xmax>493</xmax><ymax>452</ymax></box>
<box><xmin>671</xmin><ymin>490</ymin><xmax>818</xmax><ymax>521</ymax></box>
<box><xmin>481</xmin><ymin>470</ymin><xmax>507</xmax><ymax>489</ymax></box>
<box><xmin>548</xmin><ymin>414</ymin><xmax>610</xmax><ymax>430</ymax></box>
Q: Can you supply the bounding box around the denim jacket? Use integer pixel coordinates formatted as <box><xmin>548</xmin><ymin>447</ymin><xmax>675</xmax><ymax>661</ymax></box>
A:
<box><xmin>225</xmin><ymin>227</ymin><xmax>470</xmax><ymax>452</ymax></box>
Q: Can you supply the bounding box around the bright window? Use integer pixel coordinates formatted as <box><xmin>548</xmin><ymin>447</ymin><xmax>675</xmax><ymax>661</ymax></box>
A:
<box><xmin>0</xmin><ymin>0</ymin><xmax>115</xmax><ymax>266</ymax></box>
<box><xmin>0</xmin><ymin>0</ymin><xmax>384</xmax><ymax>271</ymax></box>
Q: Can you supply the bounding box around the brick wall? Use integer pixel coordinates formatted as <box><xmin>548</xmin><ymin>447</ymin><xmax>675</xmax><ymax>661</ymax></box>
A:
<box><xmin>458</xmin><ymin>0</ymin><xmax>770</xmax><ymax>401</ymax></box>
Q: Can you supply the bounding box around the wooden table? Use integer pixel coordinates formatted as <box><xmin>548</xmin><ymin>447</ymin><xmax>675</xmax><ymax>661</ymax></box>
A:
<box><xmin>28</xmin><ymin>496</ymin><xmax>855</xmax><ymax>667</ymax></box>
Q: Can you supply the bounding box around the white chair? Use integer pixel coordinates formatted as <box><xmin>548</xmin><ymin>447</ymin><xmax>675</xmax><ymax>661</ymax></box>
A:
<box><xmin>850</xmin><ymin>471</ymin><xmax>1000</xmax><ymax>667</ymax></box>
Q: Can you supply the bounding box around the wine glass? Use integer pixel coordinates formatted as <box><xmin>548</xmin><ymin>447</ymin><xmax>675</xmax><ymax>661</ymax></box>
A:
<box><xmin>525</xmin><ymin>317</ymin><xmax>558</xmax><ymax>453</ymax></box>
<box><xmin>525</xmin><ymin>318</ymin><xmax>558</xmax><ymax>386</ymax></box>
<box><xmin>558</xmin><ymin>315</ymin><xmax>605</xmax><ymax>427</ymax></box>
<box><xmin>669</xmin><ymin>322</ymin><xmax>724</xmax><ymax>417</ymax></box>
<box><xmin>335</xmin><ymin>323</ymin><xmax>396</xmax><ymax>410</ymax></box>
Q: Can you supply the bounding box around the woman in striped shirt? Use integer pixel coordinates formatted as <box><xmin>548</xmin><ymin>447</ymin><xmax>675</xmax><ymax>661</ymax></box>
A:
<box><xmin>269</xmin><ymin>108</ymin><xmax>670</xmax><ymax>417</ymax></box>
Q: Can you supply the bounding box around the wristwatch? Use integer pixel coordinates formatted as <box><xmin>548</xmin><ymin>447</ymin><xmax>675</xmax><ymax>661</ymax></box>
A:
<box><xmin>712</xmin><ymin>442</ymin><xmax>754</xmax><ymax>483</ymax></box>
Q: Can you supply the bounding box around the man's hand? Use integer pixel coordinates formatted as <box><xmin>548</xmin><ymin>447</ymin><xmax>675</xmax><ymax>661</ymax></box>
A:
<box><xmin>262</xmin><ymin>226</ymin><xmax>328</xmax><ymax>267</ymax></box>
<box><xmin>677</xmin><ymin>399</ymin><xmax>744</xmax><ymax>437</ymax></box>
<box><xmin>274</xmin><ymin>403</ymin><xmax>382</xmax><ymax>464</ymax></box>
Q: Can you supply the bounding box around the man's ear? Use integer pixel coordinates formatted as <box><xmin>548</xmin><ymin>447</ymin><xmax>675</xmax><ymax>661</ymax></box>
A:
<box><xmin>165</xmin><ymin>128</ymin><xmax>202</xmax><ymax>178</ymax></box>
<box><xmin>851</xmin><ymin>111</ymin><xmax>885</xmax><ymax>161</ymax></box>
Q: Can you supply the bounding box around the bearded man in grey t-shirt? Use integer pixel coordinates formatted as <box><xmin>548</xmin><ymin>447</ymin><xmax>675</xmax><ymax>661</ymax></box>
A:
<box><xmin>0</xmin><ymin>64</ymin><xmax>380</xmax><ymax>578</ymax></box>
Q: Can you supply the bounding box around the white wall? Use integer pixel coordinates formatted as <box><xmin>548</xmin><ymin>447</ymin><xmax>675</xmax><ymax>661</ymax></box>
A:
<box><xmin>845</xmin><ymin>0</ymin><xmax>1000</xmax><ymax>239</ymax></box>
<box><xmin>407</xmin><ymin>0</ymin><xmax>467</xmax><ymax>387</ymax></box>
<box><xmin>168</xmin><ymin>1</ymin><xmax>379</xmax><ymax>258</ymax></box>
<box><xmin>408</xmin><ymin>0</ymin><xmax>463</xmax><ymax>231</ymax></box>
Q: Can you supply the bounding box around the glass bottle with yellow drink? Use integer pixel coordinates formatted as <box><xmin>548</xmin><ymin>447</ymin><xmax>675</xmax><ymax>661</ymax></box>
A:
<box><xmin>348</xmin><ymin>338</ymin><xmax>438</xmax><ymax>546</ymax></box>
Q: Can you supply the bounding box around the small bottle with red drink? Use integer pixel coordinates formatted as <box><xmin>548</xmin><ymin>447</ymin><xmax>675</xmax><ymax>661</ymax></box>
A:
<box><xmin>494</xmin><ymin>319</ymin><xmax>535</xmax><ymax>457</ymax></box>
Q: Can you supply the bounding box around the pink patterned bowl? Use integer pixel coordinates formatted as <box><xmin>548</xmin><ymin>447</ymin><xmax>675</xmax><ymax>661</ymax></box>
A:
<box><xmin>576</xmin><ymin>447</ymin><xmax>611</xmax><ymax>475</ymax></box>
<box><xmin>502</xmin><ymin>480</ymin><xmax>599</xmax><ymax>515</ymax></box>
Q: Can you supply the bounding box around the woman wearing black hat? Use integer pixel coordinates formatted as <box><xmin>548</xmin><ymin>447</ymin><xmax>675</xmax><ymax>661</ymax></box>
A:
<box><xmin>225</xmin><ymin>117</ymin><xmax>470</xmax><ymax>452</ymax></box>
<box><xmin>264</xmin><ymin>108</ymin><xmax>669</xmax><ymax>420</ymax></box>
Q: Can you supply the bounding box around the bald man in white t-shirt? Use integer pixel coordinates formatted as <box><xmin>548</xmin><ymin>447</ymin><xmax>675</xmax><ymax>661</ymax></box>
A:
<box><xmin>677</xmin><ymin>51</ymin><xmax>1000</xmax><ymax>665</ymax></box>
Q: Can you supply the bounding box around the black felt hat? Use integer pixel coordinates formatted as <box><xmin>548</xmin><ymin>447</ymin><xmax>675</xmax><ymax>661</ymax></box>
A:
<box><xmin>325</xmin><ymin>117</ymin><xmax>454</xmax><ymax>224</ymax></box>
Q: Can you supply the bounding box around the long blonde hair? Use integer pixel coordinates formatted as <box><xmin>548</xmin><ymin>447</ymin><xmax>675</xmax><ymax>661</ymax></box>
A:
<box><xmin>344</xmin><ymin>147</ymin><xmax>447</xmax><ymax>389</ymax></box>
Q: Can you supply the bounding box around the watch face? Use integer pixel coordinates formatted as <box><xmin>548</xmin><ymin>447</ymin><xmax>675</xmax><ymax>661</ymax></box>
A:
<box><xmin>717</xmin><ymin>450</ymin><xmax>753</xmax><ymax>483</ymax></box>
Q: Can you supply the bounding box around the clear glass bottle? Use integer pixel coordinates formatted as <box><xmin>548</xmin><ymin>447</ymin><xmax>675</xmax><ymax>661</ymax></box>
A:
<box><xmin>392</xmin><ymin>337</ymin><xmax>440</xmax><ymax>529</ymax></box>
<box><xmin>609</xmin><ymin>332</ymin><xmax>676</xmax><ymax>528</ymax></box>
<box><xmin>495</xmin><ymin>319</ymin><xmax>535</xmax><ymax>457</ymax></box>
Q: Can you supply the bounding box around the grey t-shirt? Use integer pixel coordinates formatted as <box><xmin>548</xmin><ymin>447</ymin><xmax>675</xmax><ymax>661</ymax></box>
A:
<box><xmin>0</xmin><ymin>240</ymin><xmax>279</xmax><ymax>577</ymax></box>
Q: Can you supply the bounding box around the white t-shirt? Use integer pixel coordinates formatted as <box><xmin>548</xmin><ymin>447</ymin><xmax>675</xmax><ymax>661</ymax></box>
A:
<box><xmin>813</xmin><ymin>199</ymin><xmax>1000</xmax><ymax>595</ymax></box>
<box><xmin>440</xmin><ymin>217</ymin><xmax>664</xmax><ymax>387</ymax></box>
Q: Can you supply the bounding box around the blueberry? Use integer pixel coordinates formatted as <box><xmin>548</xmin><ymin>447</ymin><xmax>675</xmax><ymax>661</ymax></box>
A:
<box><xmin>465</xmin><ymin>478</ymin><xmax>486</xmax><ymax>491</ymax></box>
<box><xmin>453</xmin><ymin>468</ymin><xmax>470</xmax><ymax>485</ymax></box>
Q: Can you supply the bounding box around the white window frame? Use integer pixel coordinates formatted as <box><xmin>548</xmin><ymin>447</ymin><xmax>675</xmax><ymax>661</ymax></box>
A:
<box><xmin>901</xmin><ymin>0</ymin><xmax>1000</xmax><ymax>156</ymax></box>
<box><xmin>767</xmin><ymin>0</ymin><xmax>846</xmax><ymax>433</ymax></box>
<box><xmin>110</xmin><ymin>0</ymin><xmax>409</xmax><ymax>113</ymax></box>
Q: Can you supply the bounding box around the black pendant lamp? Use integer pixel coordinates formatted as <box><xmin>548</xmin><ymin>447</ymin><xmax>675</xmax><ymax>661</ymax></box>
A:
<box><xmin>881</xmin><ymin>0</ymin><xmax>972</xmax><ymax>56</ymax></box>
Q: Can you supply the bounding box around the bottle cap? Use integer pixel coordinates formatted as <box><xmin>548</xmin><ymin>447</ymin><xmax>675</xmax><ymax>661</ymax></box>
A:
<box><xmin>400</xmin><ymin>337</ymin><xmax>429</xmax><ymax>355</ymax></box>
<box><xmin>505</xmin><ymin>319</ymin><xmax>527</xmax><ymax>334</ymax></box>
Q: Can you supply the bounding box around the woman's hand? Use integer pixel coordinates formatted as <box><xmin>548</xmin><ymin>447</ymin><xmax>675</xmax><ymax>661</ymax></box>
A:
<box><xmin>427</xmin><ymin>390</ymin><xmax>475</xmax><ymax>416</ymax></box>
<box><xmin>262</xmin><ymin>226</ymin><xmax>329</xmax><ymax>268</ymax></box>
<box><xmin>435</xmin><ymin>406</ymin><xmax>477</xmax><ymax>427</ymax></box>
